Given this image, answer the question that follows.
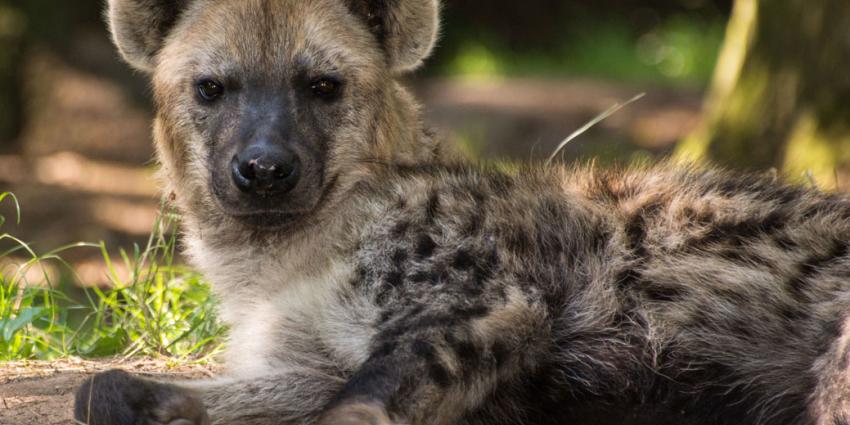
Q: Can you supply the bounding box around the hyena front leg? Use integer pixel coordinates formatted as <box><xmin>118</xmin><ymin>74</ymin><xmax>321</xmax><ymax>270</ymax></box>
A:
<box><xmin>75</xmin><ymin>369</ymin><xmax>344</xmax><ymax>425</ymax></box>
<box><xmin>319</xmin><ymin>291</ymin><xmax>551</xmax><ymax>425</ymax></box>
<box><xmin>809</xmin><ymin>316</ymin><xmax>850</xmax><ymax>425</ymax></box>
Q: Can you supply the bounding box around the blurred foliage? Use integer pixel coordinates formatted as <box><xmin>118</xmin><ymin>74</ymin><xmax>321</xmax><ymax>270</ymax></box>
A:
<box><xmin>0</xmin><ymin>0</ymin><xmax>112</xmax><ymax>148</ymax></box>
<box><xmin>0</xmin><ymin>3</ymin><xmax>26</xmax><ymax>147</ymax></box>
<box><xmin>435</xmin><ymin>18</ymin><xmax>725</xmax><ymax>84</ymax></box>
<box><xmin>431</xmin><ymin>0</ymin><xmax>730</xmax><ymax>83</ymax></box>
<box><xmin>0</xmin><ymin>0</ymin><xmax>730</xmax><ymax>146</ymax></box>
<box><xmin>678</xmin><ymin>0</ymin><xmax>850</xmax><ymax>188</ymax></box>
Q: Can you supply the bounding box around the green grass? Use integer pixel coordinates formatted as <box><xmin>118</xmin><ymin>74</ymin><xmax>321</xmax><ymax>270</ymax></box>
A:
<box><xmin>435</xmin><ymin>17</ymin><xmax>725</xmax><ymax>86</ymax></box>
<box><xmin>0</xmin><ymin>192</ymin><xmax>226</xmax><ymax>361</ymax></box>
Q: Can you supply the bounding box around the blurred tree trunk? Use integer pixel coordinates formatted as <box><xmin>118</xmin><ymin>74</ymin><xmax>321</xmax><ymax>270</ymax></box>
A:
<box><xmin>0</xmin><ymin>3</ymin><xmax>27</xmax><ymax>151</ymax></box>
<box><xmin>677</xmin><ymin>0</ymin><xmax>850</xmax><ymax>188</ymax></box>
<box><xmin>0</xmin><ymin>0</ymin><xmax>107</xmax><ymax>153</ymax></box>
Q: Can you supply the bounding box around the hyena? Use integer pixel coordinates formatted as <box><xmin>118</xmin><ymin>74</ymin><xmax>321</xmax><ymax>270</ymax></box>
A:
<box><xmin>75</xmin><ymin>0</ymin><xmax>850</xmax><ymax>424</ymax></box>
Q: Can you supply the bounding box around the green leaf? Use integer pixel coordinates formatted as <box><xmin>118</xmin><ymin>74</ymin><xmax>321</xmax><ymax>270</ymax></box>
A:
<box><xmin>1</xmin><ymin>306</ymin><xmax>46</xmax><ymax>341</ymax></box>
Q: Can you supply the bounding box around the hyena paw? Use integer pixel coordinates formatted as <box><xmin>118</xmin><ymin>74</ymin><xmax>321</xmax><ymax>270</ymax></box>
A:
<box><xmin>74</xmin><ymin>369</ymin><xmax>210</xmax><ymax>425</ymax></box>
<box><xmin>318</xmin><ymin>402</ymin><xmax>396</xmax><ymax>425</ymax></box>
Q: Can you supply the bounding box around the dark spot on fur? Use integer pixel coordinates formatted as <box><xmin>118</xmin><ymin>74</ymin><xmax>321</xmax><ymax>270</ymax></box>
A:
<box><xmin>643</xmin><ymin>284</ymin><xmax>688</xmax><ymax>302</ymax></box>
<box><xmin>351</xmin><ymin>266</ymin><xmax>368</xmax><ymax>288</ymax></box>
<box><xmin>450</xmin><ymin>305</ymin><xmax>491</xmax><ymax>320</ymax></box>
<box><xmin>491</xmin><ymin>341</ymin><xmax>510</xmax><ymax>368</ymax></box>
<box><xmin>463</xmin><ymin>208</ymin><xmax>486</xmax><ymax>235</ymax></box>
<box><xmin>718</xmin><ymin>248</ymin><xmax>772</xmax><ymax>268</ymax></box>
<box><xmin>625</xmin><ymin>201</ymin><xmax>663</xmax><ymax>258</ymax></box>
<box><xmin>427</xmin><ymin>361</ymin><xmax>451</xmax><ymax>388</ymax></box>
<box><xmin>394</xmin><ymin>196</ymin><xmax>407</xmax><ymax>209</ymax></box>
<box><xmin>416</xmin><ymin>234</ymin><xmax>437</xmax><ymax>258</ymax></box>
<box><xmin>378</xmin><ymin>310</ymin><xmax>393</xmax><ymax>324</ymax></box>
<box><xmin>385</xmin><ymin>270</ymin><xmax>404</xmax><ymax>287</ymax></box>
<box><xmin>775</xmin><ymin>234</ymin><xmax>799</xmax><ymax>251</ymax></box>
<box><xmin>450</xmin><ymin>339</ymin><xmax>479</xmax><ymax>369</ymax></box>
<box><xmin>390</xmin><ymin>220</ymin><xmax>410</xmax><ymax>237</ymax></box>
<box><xmin>697</xmin><ymin>210</ymin><xmax>788</xmax><ymax>248</ymax></box>
<box><xmin>615</xmin><ymin>268</ymin><xmax>643</xmax><ymax>290</ymax></box>
<box><xmin>334</xmin><ymin>360</ymin><xmax>401</xmax><ymax>406</ymax></box>
<box><xmin>411</xmin><ymin>339</ymin><xmax>434</xmax><ymax>358</ymax></box>
<box><xmin>452</xmin><ymin>250</ymin><xmax>475</xmax><ymax>270</ymax></box>
<box><xmin>410</xmin><ymin>270</ymin><xmax>430</xmax><ymax>283</ymax></box>
<box><xmin>588</xmin><ymin>224</ymin><xmax>613</xmax><ymax>254</ymax></box>
<box><xmin>411</xmin><ymin>340</ymin><xmax>451</xmax><ymax>388</ymax></box>
<box><xmin>778</xmin><ymin>304</ymin><xmax>810</xmax><ymax>323</ymax></box>
<box><xmin>424</xmin><ymin>191</ymin><xmax>440</xmax><ymax>223</ymax></box>
<box><xmin>788</xmin><ymin>240</ymin><xmax>850</xmax><ymax>300</ymax></box>
<box><xmin>373</xmin><ymin>341</ymin><xmax>397</xmax><ymax>358</ymax></box>
<box><xmin>391</xmin><ymin>248</ymin><xmax>408</xmax><ymax>268</ymax></box>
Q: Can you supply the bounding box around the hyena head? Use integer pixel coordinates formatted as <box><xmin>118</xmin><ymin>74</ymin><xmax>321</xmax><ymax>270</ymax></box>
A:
<box><xmin>107</xmin><ymin>0</ymin><xmax>440</xmax><ymax>231</ymax></box>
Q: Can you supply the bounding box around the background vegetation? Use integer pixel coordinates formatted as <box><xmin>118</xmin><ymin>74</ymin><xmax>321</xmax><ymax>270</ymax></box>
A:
<box><xmin>1</xmin><ymin>193</ymin><xmax>224</xmax><ymax>361</ymax></box>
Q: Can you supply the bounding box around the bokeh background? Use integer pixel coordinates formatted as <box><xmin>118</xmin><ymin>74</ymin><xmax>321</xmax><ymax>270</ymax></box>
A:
<box><xmin>0</xmin><ymin>0</ymin><xmax>848</xmax><ymax>280</ymax></box>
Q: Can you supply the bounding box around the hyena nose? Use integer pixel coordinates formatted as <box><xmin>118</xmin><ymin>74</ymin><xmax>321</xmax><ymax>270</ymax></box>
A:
<box><xmin>231</xmin><ymin>145</ymin><xmax>301</xmax><ymax>196</ymax></box>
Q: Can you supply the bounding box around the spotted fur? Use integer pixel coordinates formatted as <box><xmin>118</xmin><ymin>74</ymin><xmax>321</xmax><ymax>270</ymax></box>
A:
<box><xmin>75</xmin><ymin>1</ymin><xmax>850</xmax><ymax>424</ymax></box>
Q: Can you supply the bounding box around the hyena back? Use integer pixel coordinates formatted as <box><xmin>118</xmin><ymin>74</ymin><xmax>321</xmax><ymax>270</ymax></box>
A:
<box><xmin>75</xmin><ymin>1</ymin><xmax>850</xmax><ymax>424</ymax></box>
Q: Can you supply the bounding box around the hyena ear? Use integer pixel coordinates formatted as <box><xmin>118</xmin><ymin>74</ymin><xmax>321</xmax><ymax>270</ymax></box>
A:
<box><xmin>347</xmin><ymin>0</ymin><xmax>441</xmax><ymax>73</ymax></box>
<box><xmin>106</xmin><ymin>0</ymin><xmax>194</xmax><ymax>72</ymax></box>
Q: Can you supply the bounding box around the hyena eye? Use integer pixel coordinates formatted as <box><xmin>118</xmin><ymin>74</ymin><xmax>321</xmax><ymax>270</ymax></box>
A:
<box><xmin>197</xmin><ymin>79</ymin><xmax>225</xmax><ymax>102</ymax></box>
<box><xmin>310</xmin><ymin>77</ymin><xmax>342</xmax><ymax>100</ymax></box>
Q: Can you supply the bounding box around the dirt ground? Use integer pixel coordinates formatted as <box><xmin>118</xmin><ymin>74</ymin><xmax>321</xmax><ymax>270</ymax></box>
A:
<box><xmin>0</xmin><ymin>358</ymin><xmax>219</xmax><ymax>425</ymax></box>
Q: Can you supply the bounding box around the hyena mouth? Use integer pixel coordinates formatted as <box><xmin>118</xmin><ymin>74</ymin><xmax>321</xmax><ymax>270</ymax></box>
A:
<box><xmin>209</xmin><ymin>176</ymin><xmax>307</xmax><ymax>228</ymax></box>
<box><xmin>228</xmin><ymin>211</ymin><xmax>304</xmax><ymax>229</ymax></box>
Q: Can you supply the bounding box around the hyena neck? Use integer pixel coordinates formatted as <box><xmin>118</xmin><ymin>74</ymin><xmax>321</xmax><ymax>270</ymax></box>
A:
<box><xmin>184</xmin><ymin>211</ymin><xmax>355</xmax><ymax>316</ymax></box>
<box><xmin>375</xmin><ymin>82</ymin><xmax>442</xmax><ymax>165</ymax></box>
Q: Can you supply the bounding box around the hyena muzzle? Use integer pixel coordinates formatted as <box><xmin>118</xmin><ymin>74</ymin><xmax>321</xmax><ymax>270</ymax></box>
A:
<box><xmin>75</xmin><ymin>1</ymin><xmax>850</xmax><ymax>425</ymax></box>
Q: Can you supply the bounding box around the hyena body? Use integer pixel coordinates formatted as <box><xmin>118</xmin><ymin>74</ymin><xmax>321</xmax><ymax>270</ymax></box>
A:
<box><xmin>76</xmin><ymin>1</ymin><xmax>850</xmax><ymax>424</ymax></box>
